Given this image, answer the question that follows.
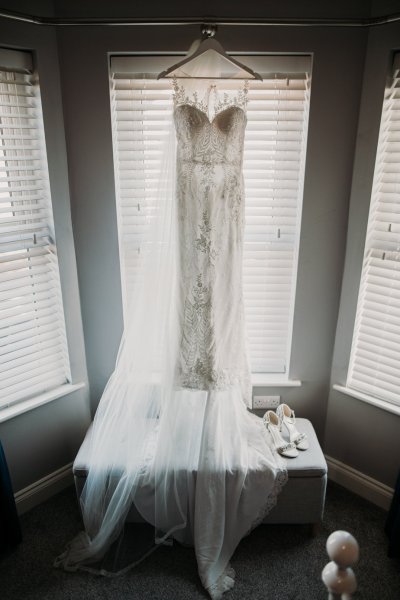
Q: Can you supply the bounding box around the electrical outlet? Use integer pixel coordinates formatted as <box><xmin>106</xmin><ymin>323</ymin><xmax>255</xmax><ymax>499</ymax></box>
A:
<box><xmin>252</xmin><ymin>395</ymin><xmax>281</xmax><ymax>410</ymax></box>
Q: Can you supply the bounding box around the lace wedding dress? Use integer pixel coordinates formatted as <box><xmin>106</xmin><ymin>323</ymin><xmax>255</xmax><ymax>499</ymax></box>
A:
<box><xmin>56</xmin><ymin>79</ymin><xmax>287</xmax><ymax>600</ymax></box>
<box><xmin>173</xmin><ymin>79</ymin><xmax>252</xmax><ymax>405</ymax></box>
<box><xmin>147</xmin><ymin>79</ymin><xmax>287</xmax><ymax>597</ymax></box>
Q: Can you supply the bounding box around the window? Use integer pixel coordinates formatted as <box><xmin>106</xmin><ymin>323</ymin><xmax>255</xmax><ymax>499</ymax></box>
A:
<box><xmin>0</xmin><ymin>48</ymin><xmax>71</xmax><ymax>409</ymax></box>
<box><xmin>347</xmin><ymin>54</ymin><xmax>400</xmax><ymax>408</ymax></box>
<box><xmin>109</xmin><ymin>55</ymin><xmax>311</xmax><ymax>376</ymax></box>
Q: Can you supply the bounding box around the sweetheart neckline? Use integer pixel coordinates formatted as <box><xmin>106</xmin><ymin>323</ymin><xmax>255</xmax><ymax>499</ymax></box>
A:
<box><xmin>174</xmin><ymin>103</ymin><xmax>246</xmax><ymax>125</ymax></box>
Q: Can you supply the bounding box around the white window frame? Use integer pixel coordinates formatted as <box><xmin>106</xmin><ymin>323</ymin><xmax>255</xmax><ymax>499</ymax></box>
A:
<box><xmin>109</xmin><ymin>54</ymin><xmax>311</xmax><ymax>385</ymax></box>
<box><xmin>0</xmin><ymin>47</ymin><xmax>73</xmax><ymax>414</ymax></box>
<box><xmin>337</xmin><ymin>53</ymin><xmax>400</xmax><ymax>414</ymax></box>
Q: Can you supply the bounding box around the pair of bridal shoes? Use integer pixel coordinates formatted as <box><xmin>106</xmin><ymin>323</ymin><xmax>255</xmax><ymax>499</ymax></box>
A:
<box><xmin>263</xmin><ymin>403</ymin><xmax>309</xmax><ymax>458</ymax></box>
<box><xmin>276</xmin><ymin>403</ymin><xmax>309</xmax><ymax>451</ymax></box>
<box><xmin>263</xmin><ymin>411</ymin><xmax>298</xmax><ymax>458</ymax></box>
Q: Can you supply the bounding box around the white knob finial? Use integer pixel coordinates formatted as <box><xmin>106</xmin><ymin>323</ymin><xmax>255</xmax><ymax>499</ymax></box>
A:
<box><xmin>326</xmin><ymin>530</ymin><xmax>359</xmax><ymax>567</ymax></box>
<box><xmin>322</xmin><ymin>531</ymin><xmax>359</xmax><ymax>598</ymax></box>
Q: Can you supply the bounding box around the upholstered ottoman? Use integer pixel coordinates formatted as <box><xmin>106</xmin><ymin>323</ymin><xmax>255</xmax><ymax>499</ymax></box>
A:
<box><xmin>73</xmin><ymin>418</ymin><xmax>327</xmax><ymax>532</ymax></box>
<box><xmin>262</xmin><ymin>418</ymin><xmax>327</xmax><ymax>532</ymax></box>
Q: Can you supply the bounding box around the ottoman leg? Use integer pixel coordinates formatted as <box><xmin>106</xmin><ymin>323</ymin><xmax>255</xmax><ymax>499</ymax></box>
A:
<box><xmin>311</xmin><ymin>522</ymin><xmax>321</xmax><ymax>537</ymax></box>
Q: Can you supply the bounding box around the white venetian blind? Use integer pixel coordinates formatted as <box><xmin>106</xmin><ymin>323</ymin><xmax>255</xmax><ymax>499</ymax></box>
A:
<box><xmin>110</xmin><ymin>55</ymin><xmax>311</xmax><ymax>374</ymax></box>
<box><xmin>0</xmin><ymin>48</ymin><xmax>71</xmax><ymax>409</ymax></box>
<box><xmin>347</xmin><ymin>55</ymin><xmax>400</xmax><ymax>406</ymax></box>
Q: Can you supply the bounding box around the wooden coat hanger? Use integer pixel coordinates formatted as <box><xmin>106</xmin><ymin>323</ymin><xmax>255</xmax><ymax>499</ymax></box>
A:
<box><xmin>157</xmin><ymin>24</ymin><xmax>262</xmax><ymax>80</ymax></box>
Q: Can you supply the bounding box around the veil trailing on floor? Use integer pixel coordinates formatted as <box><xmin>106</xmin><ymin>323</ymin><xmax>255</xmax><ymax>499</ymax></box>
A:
<box><xmin>56</xmin><ymin>49</ymin><xmax>288</xmax><ymax>599</ymax></box>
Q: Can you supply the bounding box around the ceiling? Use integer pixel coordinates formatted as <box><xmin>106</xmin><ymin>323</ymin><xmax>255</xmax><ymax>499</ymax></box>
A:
<box><xmin>1</xmin><ymin>0</ymin><xmax>400</xmax><ymax>22</ymax></box>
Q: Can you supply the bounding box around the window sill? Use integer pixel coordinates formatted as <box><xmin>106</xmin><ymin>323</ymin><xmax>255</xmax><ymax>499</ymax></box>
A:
<box><xmin>0</xmin><ymin>382</ymin><xmax>86</xmax><ymax>424</ymax></box>
<box><xmin>252</xmin><ymin>374</ymin><xmax>302</xmax><ymax>387</ymax></box>
<box><xmin>333</xmin><ymin>384</ymin><xmax>400</xmax><ymax>417</ymax></box>
<box><xmin>0</xmin><ymin>377</ymin><xmax>299</xmax><ymax>424</ymax></box>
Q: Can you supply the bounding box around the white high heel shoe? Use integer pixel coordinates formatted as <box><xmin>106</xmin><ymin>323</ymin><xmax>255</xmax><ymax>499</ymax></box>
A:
<box><xmin>263</xmin><ymin>410</ymin><xmax>298</xmax><ymax>458</ymax></box>
<box><xmin>276</xmin><ymin>404</ymin><xmax>309</xmax><ymax>451</ymax></box>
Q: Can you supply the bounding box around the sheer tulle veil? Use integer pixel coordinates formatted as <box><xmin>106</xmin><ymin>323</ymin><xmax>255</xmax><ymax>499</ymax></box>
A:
<box><xmin>55</xmin><ymin>52</ymin><xmax>288</xmax><ymax>599</ymax></box>
<box><xmin>54</xmin><ymin>86</ymin><xmax>186</xmax><ymax>561</ymax></box>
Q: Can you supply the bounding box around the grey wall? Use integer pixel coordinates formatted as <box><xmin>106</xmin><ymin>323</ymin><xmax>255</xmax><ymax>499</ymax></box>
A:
<box><xmin>324</xmin><ymin>22</ymin><xmax>400</xmax><ymax>489</ymax></box>
<box><xmin>2</xmin><ymin>0</ymin><xmax>399</xmax><ymax>496</ymax></box>
<box><xmin>0</xmin><ymin>17</ymin><xmax>91</xmax><ymax>492</ymax></box>
<box><xmin>56</xmin><ymin>22</ymin><xmax>367</xmax><ymax>439</ymax></box>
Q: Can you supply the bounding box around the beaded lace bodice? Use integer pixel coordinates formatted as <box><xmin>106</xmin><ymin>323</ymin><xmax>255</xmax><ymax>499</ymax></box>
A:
<box><xmin>173</xmin><ymin>80</ymin><xmax>251</xmax><ymax>405</ymax></box>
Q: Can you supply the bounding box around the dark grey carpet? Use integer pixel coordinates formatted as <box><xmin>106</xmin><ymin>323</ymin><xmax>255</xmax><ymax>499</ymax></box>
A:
<box><xmin>0</xmin><ymin>482</ymin><xmax>399</xmax><ymax>599</ymax></box>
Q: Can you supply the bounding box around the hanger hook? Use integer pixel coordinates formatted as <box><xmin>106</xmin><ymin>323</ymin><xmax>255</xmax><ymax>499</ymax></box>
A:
<box><xmin>201</xmin><ymin>23</ymin><xmax>218</xmax><ymax>38</ymax></box>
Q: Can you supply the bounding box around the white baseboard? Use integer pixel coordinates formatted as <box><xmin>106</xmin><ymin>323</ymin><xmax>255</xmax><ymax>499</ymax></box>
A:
<box><xmin>325</xmin><ymin>455</ymin><xmax>394</xmax><ymax>511</ymax></box>
<box><xmin>14</xmin><ymin>463</ymin><xmax>73</xmax><ymax>515</ymax></box>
